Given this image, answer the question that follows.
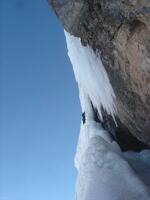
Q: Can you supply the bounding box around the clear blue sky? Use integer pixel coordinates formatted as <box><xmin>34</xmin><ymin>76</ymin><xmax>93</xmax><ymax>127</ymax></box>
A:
<box><xmin>0</xmin><ymin>0</ymin><xmax>81</xmax><ymax>200</ymax></box>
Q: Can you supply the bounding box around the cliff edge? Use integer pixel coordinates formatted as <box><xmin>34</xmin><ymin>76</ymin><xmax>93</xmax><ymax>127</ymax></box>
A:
<box><xmin>48</xmin><ymin>0</ymin><xmax>150</xmax><ymax>145</ymax></box>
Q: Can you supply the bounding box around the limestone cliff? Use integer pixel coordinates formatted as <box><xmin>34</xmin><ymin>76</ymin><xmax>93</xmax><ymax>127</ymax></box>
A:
<box><xmin>48</xmin><ymin>0</ymin><xmax>150</xmax><ymax>146</ymax></box>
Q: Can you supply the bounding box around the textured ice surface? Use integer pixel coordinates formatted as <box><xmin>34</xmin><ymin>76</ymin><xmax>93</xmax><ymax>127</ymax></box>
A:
<box><xmin>65</xmin><ymin>31</ymin><xmax>116</xmax><ymax>120</ymax></box>
<box><xmin>65</xmin><ymin>31</ymin><xmax>150</xmax><ymax>200</ymax></box>
<box><xmin>75</xmin><ymin>122</ymin><xmax>150</xmax><ymax>200</ymax></box>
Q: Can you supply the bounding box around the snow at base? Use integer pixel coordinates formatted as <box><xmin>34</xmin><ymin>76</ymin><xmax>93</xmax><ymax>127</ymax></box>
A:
<box><xmin>65</xmin><ymin>31</ymin><xmax>150</xmax><ymax>200</ymax></box>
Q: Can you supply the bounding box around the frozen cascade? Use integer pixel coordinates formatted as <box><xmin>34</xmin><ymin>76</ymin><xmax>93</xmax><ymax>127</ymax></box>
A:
<box><xmin>65</xmin><ymin>31</ymin><xmax>150</xmax><ymax>200</ymax></box>
<box><xmin>64</xmin><ymin>30</ymin><xmax>117</xmax><ymax>121</ymax></box>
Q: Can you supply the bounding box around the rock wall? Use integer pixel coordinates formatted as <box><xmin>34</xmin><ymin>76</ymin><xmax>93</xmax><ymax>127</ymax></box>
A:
<box><xmin>48</xmin><ymin>0</ymin><xmax>150</xmax><ymax>145</ymax></box>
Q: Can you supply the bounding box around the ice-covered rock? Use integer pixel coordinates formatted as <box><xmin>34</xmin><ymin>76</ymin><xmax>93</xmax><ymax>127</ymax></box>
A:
<box><xmin>65</xmin><ymin>32</ymin><xmax>150</xmax><ymax>199</ymax></box>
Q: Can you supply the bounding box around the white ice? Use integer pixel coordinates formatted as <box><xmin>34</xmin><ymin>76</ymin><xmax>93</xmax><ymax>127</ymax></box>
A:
<box><xmin>75</xmin><ymin>120</ymin><xmax>150</xmax><ymax>200</ymax></box>
<box><xmin>64</xmin><ymin>30</ymin><xmax>117</xmax><ymax>120</ymax></box>
<box><xmin>65</xmin><ymin>31</ymin><xmax>150</xmax><ymax>200</ymax></box>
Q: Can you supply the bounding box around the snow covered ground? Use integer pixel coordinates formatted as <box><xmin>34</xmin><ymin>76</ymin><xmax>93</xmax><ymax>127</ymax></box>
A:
<box><xmin>65</xmin><ymin>31</ymin><xmax>150</xmax><ymax>200</ymax></box>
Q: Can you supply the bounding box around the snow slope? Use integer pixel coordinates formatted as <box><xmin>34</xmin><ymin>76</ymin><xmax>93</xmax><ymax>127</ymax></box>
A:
<box><xmin>65</xmin><ymin>31</ymin><xmax>150</xmax><ymax>200</ymax></box>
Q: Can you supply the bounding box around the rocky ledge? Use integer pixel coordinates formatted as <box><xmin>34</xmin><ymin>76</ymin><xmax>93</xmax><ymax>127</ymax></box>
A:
<box><xmin>48</xmin><ymin>0</ymin><xmax>150</xmax><ymax>146</ymax></box>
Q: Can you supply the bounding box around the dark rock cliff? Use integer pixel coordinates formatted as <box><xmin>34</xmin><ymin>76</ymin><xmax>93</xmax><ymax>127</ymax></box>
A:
<box><xmin>48</xmin><ymin>0</ymin><xmax>150</xmax><ymax>146</ymax></box>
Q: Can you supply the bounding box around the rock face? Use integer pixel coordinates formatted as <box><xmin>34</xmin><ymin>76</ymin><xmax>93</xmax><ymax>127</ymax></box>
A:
<box><xmin>48</xmin><ymin>0</ymin><xmax>150</xmax><ymax>145</ymax></box>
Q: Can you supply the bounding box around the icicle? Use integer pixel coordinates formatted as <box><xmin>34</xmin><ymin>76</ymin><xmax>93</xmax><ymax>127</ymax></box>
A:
<box><xmin>64</xmin><ymin>30</ymin><xmax>117</xmax><ymax>124</ymax></box>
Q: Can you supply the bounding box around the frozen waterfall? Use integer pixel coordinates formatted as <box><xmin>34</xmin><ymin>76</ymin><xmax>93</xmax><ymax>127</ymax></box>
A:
<box><xmin>65</xmin><ymin>31</ymin><xmax>150</xmax><ymax>200</ymax></box>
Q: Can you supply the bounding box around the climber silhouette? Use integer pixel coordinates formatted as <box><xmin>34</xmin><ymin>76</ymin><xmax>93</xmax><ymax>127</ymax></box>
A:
<box><xmin>82</xmin><ymin>112</ymin><xmax>86</xmax><ymax>124</ymax></box>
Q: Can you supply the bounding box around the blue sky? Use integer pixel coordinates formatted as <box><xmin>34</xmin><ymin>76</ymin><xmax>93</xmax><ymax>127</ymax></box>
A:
<box><xmin>0</xmin><ymin>0</ymin><xmax>81</xmax><ymax>199</ymax></box>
